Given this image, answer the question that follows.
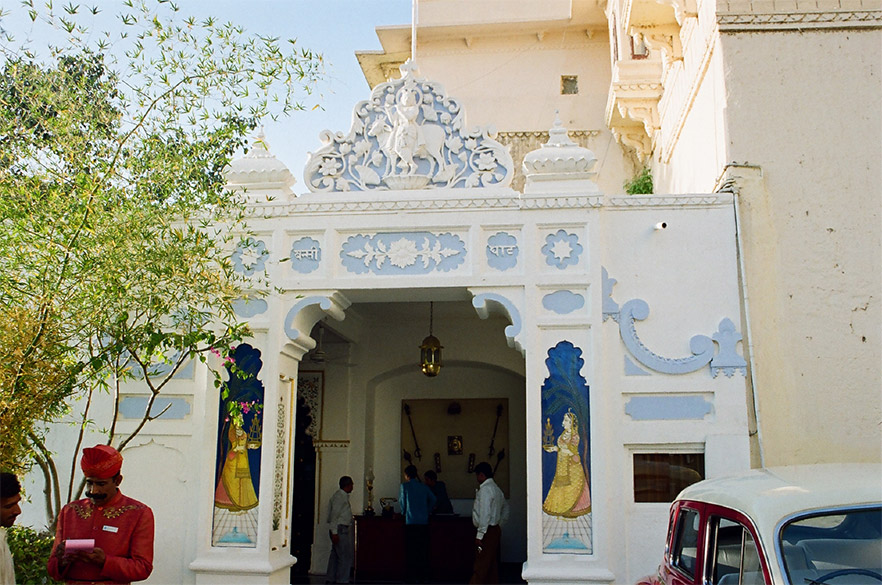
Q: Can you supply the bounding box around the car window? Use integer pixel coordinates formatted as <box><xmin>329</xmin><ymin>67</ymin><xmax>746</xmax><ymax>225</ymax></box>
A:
<box><xmin>779</xmin><ymin>506</ymin><xmax>882</xmax><ymax>585</ymax></box>
<box><xmin>672</xmin><ymin>507</ymin><xmax>701</xmax><ymax>578</ymax></box>
<box><xmin>709</xmin><ymin>517</ymin><xmax>763</xmax><ymax>585</ymax></box>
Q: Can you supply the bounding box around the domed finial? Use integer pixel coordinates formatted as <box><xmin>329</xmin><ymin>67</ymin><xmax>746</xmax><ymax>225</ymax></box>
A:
<box><xmin>521</xmin><ymin>112</ymin><xmax>600</xmax><ymax>194</ymax></box>
<box><xmin>546</xmin><ymin>111</ymin><xmax>577</xmax><ymax>147</ymax></box>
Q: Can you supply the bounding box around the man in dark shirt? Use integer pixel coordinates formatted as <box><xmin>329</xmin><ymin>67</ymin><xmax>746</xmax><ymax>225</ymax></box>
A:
<box><xmin>423</xmin><ymin>470</ymin><xmax>454</xmax><ymax>515</ymax></box>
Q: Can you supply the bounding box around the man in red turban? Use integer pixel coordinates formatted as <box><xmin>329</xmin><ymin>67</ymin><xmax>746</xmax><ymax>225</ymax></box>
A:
<box><xmin>48</xmin><ymin>444</ymin><xmax>154</xmax><ymax>584</ymax></box>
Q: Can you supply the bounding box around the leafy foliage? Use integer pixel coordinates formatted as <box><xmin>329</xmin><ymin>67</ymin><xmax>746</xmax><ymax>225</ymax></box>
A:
<box><xmin>0</xmin><ymin>0</ymin><xmax>322</xmax><ymax>519</ymax></box>
<box><xmin>7</xmin><ymin>524</ymin><xmax>61</xmax><ymax>584</ymax></box>
<box><xmin>624</xmin><ymin>167</ymin><xmax>653</xmax><ymax>194</ymax></box>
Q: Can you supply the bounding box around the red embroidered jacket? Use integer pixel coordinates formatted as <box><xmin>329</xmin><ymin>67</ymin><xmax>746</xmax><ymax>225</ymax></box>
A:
<box><xmin>48</xmin><ymin>492</ymin><xmax>154</xmax><ymax>584</ymax></box>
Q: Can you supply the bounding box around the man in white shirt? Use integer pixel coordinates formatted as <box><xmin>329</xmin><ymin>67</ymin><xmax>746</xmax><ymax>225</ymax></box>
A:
<box><xmin>325</xmin><ymin>475</ymin><xmax>354</xmax><ymax>584</ymax></box>
<box><xmin>1</xmin><ymin>472</ymin><xmax>22</xmax><ymax>585</ymax></box>
<box><xmin>469</xmin><ymin>462</ymin><xmax>509</xmax><ymax>584</ymax></box>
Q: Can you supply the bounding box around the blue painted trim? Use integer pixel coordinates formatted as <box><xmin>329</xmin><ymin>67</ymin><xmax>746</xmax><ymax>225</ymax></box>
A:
<box><xmin>618</xmin><ymin>299</ymin><xmax>715</xmax><ymax>374</ymax></box>
<box><xmin>602</xmin><ymin>266</ymin><xmax>620</xmax><ymax>322</ymax></box>
<box><xmin>624</xmin><ymin>356</ymin><xmax>651</xmax><ymax>376</ymax></box>
<box><xmin>232</xmin><ymin>298</ymin><xmax>268</xmax><ymax>317</ymax></box>
<box><xmin>710</xmin><ymin>318</ymin><xmax>748</xmax><ymax>378</ymax></box>
<box><xmin>624</xmin><ymin>395</ymin><xmax>713</xmax><ymax>420</ymax></box>
<box><xmin>284</xmin><ymin>296</ymin><xmax>335</xmax><ymax>341</ymax></box>
<box><xmin>119</xmin><ymin>396</ymin><xmax>191</xmax><ymax>420</ymax></box>
<box><xmin>542</xmin><ymin>290</ymin><xmax>585</xmax><ymax>314</ymax></box>
<box><xmin>471</xmin><ymin>293</ymin><xmax>522</xmax><ymax>351</ymax></box>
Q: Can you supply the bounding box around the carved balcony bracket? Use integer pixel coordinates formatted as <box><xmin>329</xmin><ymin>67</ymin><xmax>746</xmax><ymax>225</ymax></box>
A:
<box><xmin>630</xmin><ymin>25</ymin><xmax>683</xmax><ymax>65</ymax></box>
<box><xmin>618</xmin><ymin>102</ymin><xmax>660</xmax><ymax>136</ymax></box>
<box><xmin>613</xmin><ymin>128</ymin><xmax>653</xmax><ymax>163</ymax></box>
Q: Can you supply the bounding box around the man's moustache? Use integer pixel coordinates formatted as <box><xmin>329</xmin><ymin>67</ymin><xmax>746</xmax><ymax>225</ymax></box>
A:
<box><xmin>86</xmin><ymin>493</ymin><xmax>107</xmax><ymax>500</ymax></box>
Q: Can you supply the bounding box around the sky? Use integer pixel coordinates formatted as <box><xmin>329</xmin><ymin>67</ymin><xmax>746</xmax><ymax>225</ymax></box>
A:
<box><xmin>4</xmin><ymin>0</ymin><xmax>413</xmax><ymax>193</ymax></box>
<box><xmin>209</xmin><ymin>1</ymin><xmax>413</xmax><ymax>191</ymax></box>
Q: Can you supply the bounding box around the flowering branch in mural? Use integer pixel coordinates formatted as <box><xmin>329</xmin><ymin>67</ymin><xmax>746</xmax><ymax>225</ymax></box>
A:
<box><xmin>213</xmin><ymin>344</ymin><xmax>265</xmax><ymax>547</ymax></box>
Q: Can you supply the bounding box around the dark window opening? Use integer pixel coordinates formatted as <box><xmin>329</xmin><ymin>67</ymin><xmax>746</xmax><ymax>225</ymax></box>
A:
<box><xmin>561</xmin><ymin>75</ymin><xmax>578</xmax><ymax>95</ymax></box>
<box><xmin>634</xmin><ymin>453</ymin><xmax>705</xmax><ymax>503</ymax></box>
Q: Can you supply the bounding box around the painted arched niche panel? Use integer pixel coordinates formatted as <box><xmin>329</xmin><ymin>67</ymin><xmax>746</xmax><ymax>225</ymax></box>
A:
<box><xmin>541</xmin><ymin>341</ymin><xmax>592</xmax><ymax>554</ymax></box>
<box><xmin>211</xmin><ymin>344</ymin><xmax>265</xmax><ymax>547</ymax></box>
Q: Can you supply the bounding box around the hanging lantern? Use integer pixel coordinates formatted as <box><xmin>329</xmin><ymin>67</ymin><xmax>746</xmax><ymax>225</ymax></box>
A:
<box><xmin>419</xmin><ymin>302</ymin><xmax>442</xmax><ymax>377</ymax></box>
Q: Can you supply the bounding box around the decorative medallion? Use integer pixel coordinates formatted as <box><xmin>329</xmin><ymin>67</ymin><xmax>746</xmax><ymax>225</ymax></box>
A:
<box><xmin>290</xmin><ymin>237</ymin><xmax>322</xmax><ymax>274</ymax></box>
<box><xmin>542</xmin><ymin>229</ymin><xmax>583</xmax><ymax>270</ymax></box>
<box><xmin>232</xmin><ymin>238</ymin><xmax>268</xmax><ymax>276</ymax></box>
<box><xmin>486</xmin><ymin>232</ymin><xmax>519</xmax><ymax>271</ymax></box>
<box><xmin>304</xmin><ymin>60</ymin><xmax>514</xmax><ymax>191</ymax></box>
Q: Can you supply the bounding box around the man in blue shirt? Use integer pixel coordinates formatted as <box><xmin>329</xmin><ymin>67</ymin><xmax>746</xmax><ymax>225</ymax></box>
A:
<box><xmin>399</xmin><ymin>465</ymin><xmax>436</xmax><ymax>584</ymax></box>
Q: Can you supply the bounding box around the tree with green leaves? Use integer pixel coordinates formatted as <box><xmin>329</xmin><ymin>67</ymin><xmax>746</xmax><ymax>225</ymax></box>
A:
<box><xmin>0</xmin><ymin>0</ymin><xmax>322</xmax><ymax>526</ymax></box>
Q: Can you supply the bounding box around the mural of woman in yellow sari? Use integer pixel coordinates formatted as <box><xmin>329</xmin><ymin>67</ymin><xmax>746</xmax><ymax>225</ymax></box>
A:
<box><xmin>214</xmin><ymin>422</ymin><xmax>259</xmax><ymax>511</ymax></box>
<box><xmin>542</xmin><ymin>410</ymin><xmax>591</xmax><ymax>517</ymax></box>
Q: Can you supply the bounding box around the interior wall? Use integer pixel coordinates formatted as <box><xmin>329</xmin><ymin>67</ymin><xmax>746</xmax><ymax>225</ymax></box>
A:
<box><xmin>400</xmin><ymin>398</ymin><xmax>511</xmax><ymax>498</ymax></box>
<box><xmin>371</xmin><ymin>362</ymin><xmax>527</xmax><ymax>563</ymax></box>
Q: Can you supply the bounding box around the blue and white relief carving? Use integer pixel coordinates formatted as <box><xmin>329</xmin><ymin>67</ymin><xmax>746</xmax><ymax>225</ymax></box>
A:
<box><xmin>341</xmin><ymin>232</ymin><xmax>466</xmax><ymax>275</ymax></box>
<box><xmin>542</xmin><ymin>291</ymin><xmax>585</xmax><ymax>315</ymax></box>
<box><xmin>486</xmin><ymin>232</ymin><xmax>518</xmax><ymax>271</ymax></box>
<box><xmin>303</xmin><ymin>61</ymin><xmax>513</xmax><ymax>191</ymax></box>
<box><xmin>602</xmin><ymin>266</ymin><xmax>747</xmax><ymax>378</ymax></box>
<box><xmin>542</xmin><ymin>229</ymin><xmax>583</xmax><ymax>270</ymax></box>
<box><xmin>232</xmin><ymin>238</ymin><xmax>268</xmax><ymax>276</ymax></box>
<box><xmin>290</xmin><ymin>237</ymin><xmax>322</xmax><ymax>274</ymax></box>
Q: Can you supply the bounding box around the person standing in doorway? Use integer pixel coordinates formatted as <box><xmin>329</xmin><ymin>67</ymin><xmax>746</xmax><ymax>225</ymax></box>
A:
<box><xmin>47</xmin><ymin>445</ymin><xmax>154</xmax><ymax>584</ymax></box>
<box><xmin>399</xmin><ymin>465</ymin><xmax>436</xmax><ymax>583</ymax></box>
<box><xmin>423</xmin><ymin>470</ymin><xmax>453</xmax><ymax>515</ymax></box>
<box><xmin>469</xmin><ymin>462</ymin><xmax>509</xmax><ymax>584</ymax></box>
<box><xmin>326</xmin><ymin>475</ymin><xmax>354</xmax><ymax>584</ymax></box>
<box><xmin>1</xmin><ymin>472</ymin><xmax>23</xmax><ymax>585</ymax></box>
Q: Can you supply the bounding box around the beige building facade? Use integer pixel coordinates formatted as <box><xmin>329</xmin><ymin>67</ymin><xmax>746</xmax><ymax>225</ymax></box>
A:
<box><xmin>357</xmin><ymin>0</ymin><xmax>882</xmax><ymax>470</ymax></box>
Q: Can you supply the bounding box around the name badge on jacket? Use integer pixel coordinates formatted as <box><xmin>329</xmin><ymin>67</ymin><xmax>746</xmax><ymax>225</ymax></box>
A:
<box><xmin>103</xmin><ymin>525</ymin><xmax>119</xmax><ymax>533</ymax></box>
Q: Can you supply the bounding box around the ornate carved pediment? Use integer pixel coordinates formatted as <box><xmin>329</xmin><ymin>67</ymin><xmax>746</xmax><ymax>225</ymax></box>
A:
<box><xmin>304</xmin><ymin>60</ymin><xmax>514</xmax><ymax>192</ymax></box>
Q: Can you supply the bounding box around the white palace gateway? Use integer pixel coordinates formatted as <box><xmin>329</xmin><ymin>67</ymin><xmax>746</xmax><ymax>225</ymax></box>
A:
<box><xmin>35</xmin><ymin>61</ymin><xmax>752</xmax><ymax>585</ymax></box>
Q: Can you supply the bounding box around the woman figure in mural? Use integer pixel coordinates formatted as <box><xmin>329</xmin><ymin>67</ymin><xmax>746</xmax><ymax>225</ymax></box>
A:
<box><xmin>214</xmin><ymin>420</ymin><xmax>260</xmax><ymax>512</ymax></box>
<box><xmin>542</xmin><ymin>409</ymin><xmax>591</xmax><ymax>518</ymax></box>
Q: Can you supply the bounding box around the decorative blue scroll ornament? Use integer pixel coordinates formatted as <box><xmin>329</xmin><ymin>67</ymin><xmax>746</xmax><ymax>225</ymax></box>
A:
<box><xmin>603</xmin><ymin>267</ymin><xmax>747</xmax><ymax>378</ymax></box>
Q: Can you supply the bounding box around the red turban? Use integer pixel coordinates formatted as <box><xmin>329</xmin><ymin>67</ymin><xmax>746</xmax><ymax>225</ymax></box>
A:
<box><xmin>80</xmin><ymin>445</ymin><xmax>123</xmax><ymax>479</ymax></box>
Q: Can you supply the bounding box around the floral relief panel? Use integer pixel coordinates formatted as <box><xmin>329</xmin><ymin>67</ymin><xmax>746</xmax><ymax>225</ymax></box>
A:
<box><xmin>212</xmin><ymin>344</ymin><xmax>265</xmax><ymax>547</ymax></box>
<box><xmin>541</xmin><ymin>340</ymin><xmax>593</xmax><ymax>554</ymax></box>
<box><xmin>340</xmin><ymin>232</ymin><xmax>466</xmax><ymax>275</ymax></box>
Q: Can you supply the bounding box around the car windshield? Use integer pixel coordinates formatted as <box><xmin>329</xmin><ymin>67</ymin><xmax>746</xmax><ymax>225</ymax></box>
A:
<box><xmin>779</xmin><ymin>506</ymin><xmax>882</xmax><ymax>585</ymax></box>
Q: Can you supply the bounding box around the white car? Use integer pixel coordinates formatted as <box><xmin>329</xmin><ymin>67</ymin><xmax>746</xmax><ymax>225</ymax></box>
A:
<box><xmin>638</xmin><ymin>464</ymin><xmax>882</xmax><ymax>585</ymax></box>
